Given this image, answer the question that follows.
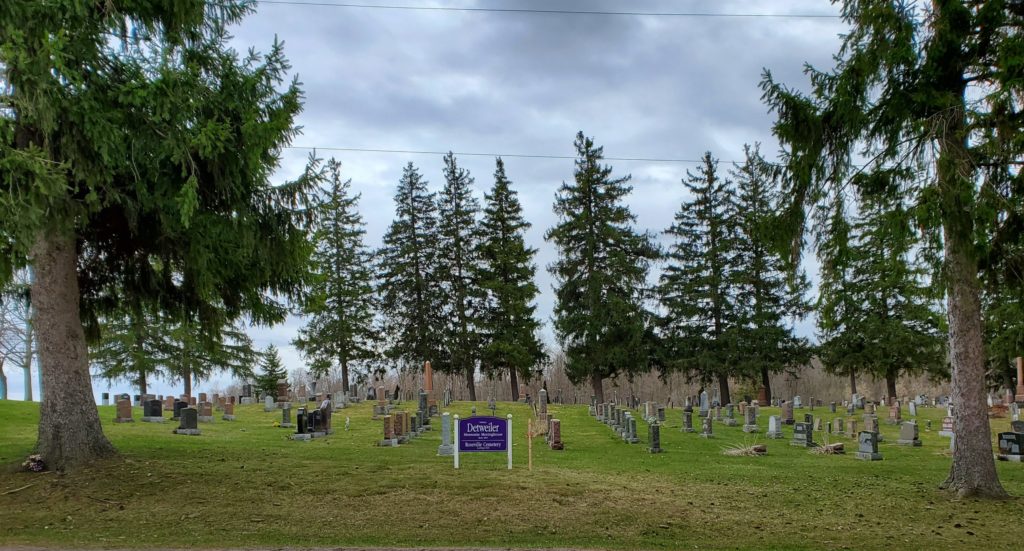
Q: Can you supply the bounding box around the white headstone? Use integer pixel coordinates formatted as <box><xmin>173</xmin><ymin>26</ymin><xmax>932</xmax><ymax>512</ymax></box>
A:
<box><xmin>909</xmin><ymin>401</ymin><xmax>917</xmax><ymax>417</ymax></box>
<box><xmin>987</xmin><ymin>395</ymin><xmax>994</xmax><ymax>407</ymax></box>
<box><xmin>264</xmin><ymin>395</ymin><xmax>275</xmax><ymax>411</ymax></box>
<box><xmin>793</xmin><ymin>395</ymin><xmax>803</xmax><ymax>408</ymax></box>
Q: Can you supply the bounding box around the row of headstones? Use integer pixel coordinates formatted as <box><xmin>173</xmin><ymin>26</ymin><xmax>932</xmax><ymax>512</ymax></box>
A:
<box><xmin>379</xmin><ymin>409</ymin><xmax>431</xmax><ymax>448</ymax></box>
<box><xmin>114</xmin><ymin>398</ymin><xmax>233</xmax><ymax>425</ymax></box>
<box><xmin>591</xmin><ymin>403</ymin><xmax>663</xmax><ymax>453</ymax></box>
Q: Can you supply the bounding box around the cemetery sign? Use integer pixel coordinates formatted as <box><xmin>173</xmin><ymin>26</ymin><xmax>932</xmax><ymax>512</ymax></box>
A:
<box><xmin>454</xmin><ymin>414</ymin><xmax>513</xmax><ymax>470</ymax></box>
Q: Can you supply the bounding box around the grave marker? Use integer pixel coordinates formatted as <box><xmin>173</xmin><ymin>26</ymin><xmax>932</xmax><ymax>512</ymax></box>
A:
<box><xmin>682</xmin><ymin>409</ymin><xmax>695</xmax><ymax>433</ymax></box>
<box><xmin>997</xmin><ymin>432</ymin><xmax>1023</xmax><ymax>462</ymax></box>
<box><xmin>766</xmin><ymin>416</ymin><xmax>784</xmax><ymax>439</ymax></box>
<box><xmin>114</xmin><ymin>399</ymin><xmax>133</xmax><ymax>423</ymax></box>
<box><xmin>175</xmin><ymin>407</ymin><xmax>201</xmax><ymax>435</ymax></box>
<box><xmin>142</xmin><ymin>399</ymin><xmax>164</xmax><ymax>423</ymax></box>
<box><xmin>700</xmin><ymin>415</ymin><xmax>713</xmax><ymax>438</ymax></box>
<box><xmin>855</xmin><ymin>431</ymin><xmax>882</xmax><ymax>461</ymax></box>
<box><xmin>648</xmin><ymin>423</ymin><xmax>662</xmax><ymax>453</ymax></box>
<box><xmin>222</xmin><ymin>402</ymin><xmax>235</xmax><ymax>421</ymax></box>
<box><xmin>897</xmin><ymin>422</ymin><xmax>922</xmax><ymax>446</ymax></box>
<box><xmin>742</xmin><ymin>406</ymin><xmax>759</xmax><ymax>433</ymax></box>
<box><xmin>781</xmin><ymin>401</ymin><xmax>795</xmax><ymax>425</ymax></box>
<box><xmin>550</xmin><ymin>419</ymin><xmax>564</xmax><ymax>450</ymax></box>
<box><xmin>790</xmin><ymin>422</ymin><xmax>815</xmax><ymax>447</ymax></box>
<box><xmin>198</xmin><ymin>402</ymin><xmax>214</xmax><ymax>423</ymax></box>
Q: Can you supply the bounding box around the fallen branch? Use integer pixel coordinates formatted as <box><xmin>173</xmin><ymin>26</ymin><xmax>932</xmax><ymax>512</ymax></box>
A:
<box><xmin>86</xmin><ymin>495</ymin><xmax>121</xmax><ymax>506</ymax></box>
<box><xmin>2</xmin><ymin>483</ymin><xmax>36</xmax><ymax>495</ymax></box>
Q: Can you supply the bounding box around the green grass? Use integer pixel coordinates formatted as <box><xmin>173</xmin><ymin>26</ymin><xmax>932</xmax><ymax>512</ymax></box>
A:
<box><xmin>1</xmin><ymin>398</ymin><xmax>1022</xmax><ymax>550</ymax></box>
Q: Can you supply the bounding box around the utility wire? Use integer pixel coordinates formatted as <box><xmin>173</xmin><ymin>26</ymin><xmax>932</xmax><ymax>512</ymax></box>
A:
<box><xmin>256</xmin><ymin>1</ymin><xmax>841</xmax><ymax>19</ymax></box>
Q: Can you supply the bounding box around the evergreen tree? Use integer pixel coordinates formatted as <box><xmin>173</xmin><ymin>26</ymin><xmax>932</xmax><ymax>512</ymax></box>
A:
<box><xmin>90</xmin><ymin>303</ymin><xmax>168</xmax><ymax>398</ymax></box>
<box><xmin>294</xmin><ymin>160</ymin><xmax>378</xmax><ymax>393</ymax></box>
<box><xmin>256</xmin><ymin>344</ymin><xmax>287</xmax><ymax>399</ymax></box>
<box><xmin>761</xmin><ymin>1</ymin><xmax>1021</xmax><ymax>494</ymax></box>
<box><xmin>658</xmin><ymin>152</ymin><xmax>741</xmax><ymax>405</ymax></box>
<box><xmin>547</xmin><ymin>132</ymin><xmax>658</xmax><ymax>403</ymax></box>
<box><xmin>477</xmin><ymin>158</ymin><xmax>545</xmax><ymax>401</ymax></box>
<box><xmin>1</xmin><ymin>1</ymin><xmax>319</xmax><ymax>469</ymax></box>
<box><xmin>378</xmin><ymin>163</ymin><xmax>442</xmax><ymax>371</ymax></box>
<box><xmin>730</xmin><ymin>145</ymin><xmax>812</xmax><ymax>402</ymax></box>
<box><xmin>165</xmin><ymin>317</ymin><xmax>257</xmax><ymax>397</ymax></box>
<box><xmin>435</xmin><ymin>152</ymin><xmax>482</xmax><ymax>401</ymax></box>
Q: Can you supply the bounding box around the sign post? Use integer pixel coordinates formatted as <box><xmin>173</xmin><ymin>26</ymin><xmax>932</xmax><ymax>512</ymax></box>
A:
<box><xmin>454</xmin><ymin>414</ymin><xmax>512</xmax><ymax>470</ymax></box>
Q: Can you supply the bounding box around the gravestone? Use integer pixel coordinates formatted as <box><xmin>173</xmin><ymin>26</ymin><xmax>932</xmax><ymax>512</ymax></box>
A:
<box><xmin>790</xmin><ymin>422</ymin><xmax>815</xmax><ymax>447</ymax></box>
<box><xmin>997</xmin><ymin>432</ymin><xmax>1024</xmax><ymax>462</ymax></box>
<box><xmin>114</xmin><ymin>399</ymin><xmax>133</xmax><ymax>423</ymax></box>
<box><xmin>172</xmin><ymin>400</ymin><xmax>187</xmax><ymax>420</ymax></box>
<box><xmin>812</xmin><ymin>418</ymin><xmax>823</xmax><ymax>432</ymax></box>
<box><xmin>712</xmin><ymin>405</ymin><xmax>721</xmax><ymax>422</ymax></box>
<box><xmin>198</xmin><ymin>402</ymin><xmax>214</xmax><ymax>423</ymax></box>
<box><xmin>781</xmin><ymin>401</ymin><xmax>795</xmax><ymax>425</ymax></box>
<box><xmin>648</xmin><ymin>423</ymin><xmax>662</xmax><ymax>453</ymax></box>
<box><xmin>1010</xmin><ymin>402</ymin><xmax>1020</xmax><ymax>420</ymax></box>
<box><xmin>433</xmin><ymin>412</ymin><xmax>451</xmax><ymax>454</ymax></box>
<box><xmin>281</xmin><ymin>406</ymin><xmax>295</xmax><ymax>429</ymax></box>
<box><xmin>519</xmin><ymin>383</ymin><xmax>527</xmax><ymax>403</ymax></box>
<box><xmin>142</xmin><ymin>399</ymin><xmax>165</xmax><ymax>423</ymax></box>
<box><xmin>163</xmin><ymin>396</ymin><xmax>175</xmax><ymax>413</ymax></box>
<box><xmin>380</xmin><ymin>414</ymin><xmax>398</xmax><ymax>447</ymax></box>
<box><xmin>276</xmin><ymin>380</ymin><xmax>290</xmax><ymax>406</ymax></box>
<box><xmin>810</xmin><ymin>396</ymin><xmax>815</xmax><ymax>411</ymax></box>
<box><xmin>742</xmin><ymin>406</ymin><xmax>759</xmax><ymax>433</ymax></box>
<box><xmin>539</xmin><ymin>389</ymin><xmax>548</xmax><ymax>415</ymax></box>
<box><xmin>865</xmin><ymin>402</ymin><xmax>876</xmax><ymax>415</ymax></box>
<box><xmin>863</xmin><ymin>414</ymin><xmax>884</xmax><ymax>441</ymax></box>
<box><xmin>855</xmin><ymin>431</ymin><xmax>883</xmax><ymax>461</ymax></box>
<box><xmin>101</xmin><ymin>392</ymin><xmax>110</xmax><ymax>406</ymax></box>
<box><xmin>897</xmin><ymin>422</ymin><xmax>922</xmax><ymax>446</ymax></box>
<box><xmin>888</xmin><ymin>402</ymin><xmax>902</xmax><ymax>425</ymax></box>
<box><xmin>804</xmin><ymin>413</ymin><xmax>814</xmax><ymax>425</ymax></box>
<box><xmin>846</xmin><ymin>403</ymin><xmax>856</xmax><ymax>416</ymax></box>
<box><xmin>222</xmin><ymin>401</ymin><xmax>235</xmax><ymax>421</ymax></box>
<box><xmin>846</xmin><ymin>419</ymin><xmax>857</xmax><ymax>437</ymax></box>
<box><xmin>657</xmin><ymin>405</ymin><xmax>666</xmax><ymax>423</ymax></box>
<box><xmin>1011</xmin><ymin>420</ymin><xmax>1024</xmax><ymax>433</ymax></box>
<box><xmin>264</xmin><ymin>395</ymin><xmax>276</xmax><ymax>412</ymax></box>
<box><xmin>908</xmin><ymin>401</ymin><xmax>918</xmax><ymax>417</ymax></box>
<box><xmin>830</xmin><ymin>402</ymin><xmax>837</xmax><ymax>413</ymax></box>
<box><xmin>723</xmin><ymin>404</ymin><xmax>737</xmax><ymax>426</ymax></box>
<box><xmin>550</xmin><ymin>419</ymin><xmax>564</xmax><ymax>450</ymax></box>
<box><xmin>699</xmin><ymin>391</ymin><xmax>709</xmax><ymax>418</ymax></box>
<box><xmin>175</xmin><ymin>407</ymin><xmax>201</xmax><ymax>435</ymax></box>
<box><xmin>793</xmin><ymin>396</ymin><xmax>803</xmax><ymax>409</ymax></box>
<box><xmin>682</xmin><ymin>409</ymin><xmax>695</xmax><ymax>433</ymax></box>
<box><xmin>700</xmin><ymin>415</ymin><xmax>713</xmax><ymax>438</ymax></box>
<box><xmin>198</xmin><ymin>392</ymin><xmax>207</xmax><ymax>403</ymax></box>
<box><xmin>134</xmin><ymin>394</ymin><xmax>141</xmax><ymax>406</ymax></box>
<box><xmin>766</xmin><ymin>415</ymin><xmax>784</xmax><ymax>439</ymax></box>
<box><xmin>832</xmin><ymin>417</ymin><xmax>844</xmax><ymax>436</ymax></box>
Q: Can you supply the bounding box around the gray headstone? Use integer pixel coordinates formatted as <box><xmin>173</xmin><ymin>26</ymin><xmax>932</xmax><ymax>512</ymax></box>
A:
<box><xmin>175</xmin><ymin>407</ymin><xmax>200</xmax><ymax>435</ymax></box>
<box><xmin>897</xmin><ymin>421</ymin><xmax>922</xmax><ymax>446</ymax></box>
<box><xmin>766</xmin><ymin>415</ymin><xmax>783</xmax><ymax>439</ymax></box>
<box><xmin>700</xmin><ymin>415</ymin><xmax>713</xmax><ymax>438</ymax></box>
<box><xmin>648</xmin><ymin>423</ymin><xmax>662</xmax><ymax>453</ymax></box>
<box><xmin>855</xmin><ymin>431</ymin><xmax>882</xmax><ymax>461</ymax></box>
<box><xmin>682</xmin><ymin>409</ymin><xmax>695</xmax><ymax>432</ymax></box>
<box><xmin>790</xmin><ymin>422</ymin><xmax>815</xmax><ymax>447</ymax></box>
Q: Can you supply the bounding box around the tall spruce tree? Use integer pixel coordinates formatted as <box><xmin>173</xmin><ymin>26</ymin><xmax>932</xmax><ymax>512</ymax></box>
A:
<box><xmin>547</xmin><ymin>132</ymin><xmax>658</xmax><ymax>403</ymax></box>
<box><xmin>165</xmin><ymin>317</ymin><xmax>257</xmax><ymax>397</ymax></box>
<box><xmin>730</xmin><ymin>145</ymin><xmax>811</xmax><ymax>403</ymax></box>
<box><xmin>1</xmin><ymin>1</ymin><xmax>319</xmax><ymax>469</ymax></box>
<box><xmin>435</xmin><ymin>152</ymin><xmax>482</xmax><ymax>401</ymax></box>
<box><xmin>294</xmin><ymin>160</ymin><xmax>377</xmax><ymax>393</ymax></box>
<box><xmin>90</xmin><ymin>303</ymin><xmax>168</xmax><ymax>398</ymax></box>
<box><xmin>659</xmin><ymin>152</ymin><xmax>741</xmax><ymax>405</ymax></box>
<box><xmin>255</xmin><ymin>344</ymin><xmax>287</xmax><ymax>399</ymax></box>
<box><xmin>477</xmin><ymin>158</ymin><xmax>545</xmax><ymax>401</ymax></box>
<box><xmin>761</xmin><ymin>0</ymin><xmax>1023</xmax><ymax>496</ymax></box>
<box><xmin>378</xmin><ymin>163</ymin><xmax>442</xmax><ymax>371</ymax></box>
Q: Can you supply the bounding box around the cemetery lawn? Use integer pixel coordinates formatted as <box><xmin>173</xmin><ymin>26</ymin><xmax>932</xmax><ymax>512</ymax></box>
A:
<box><xmin>1</xmin><ymin>400</ymin><xmax>1023</xmax><ymax>551</ymax></box>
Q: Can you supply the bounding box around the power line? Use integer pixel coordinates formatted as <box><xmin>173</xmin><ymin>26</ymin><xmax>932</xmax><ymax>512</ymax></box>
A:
<box><xmin>256</xmin><ymin>1</ymin><xmax>841</xmax><ymax>19</ymax></box>
<box><xmin>284</xmin><ymin>145</ymin><xmax>738</xmax><ymax>164</ymax></box>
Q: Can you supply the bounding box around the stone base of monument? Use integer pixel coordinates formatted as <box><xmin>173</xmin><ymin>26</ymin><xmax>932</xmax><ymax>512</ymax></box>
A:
<box><xmin>997</xmin><ymin>454</ymin><xmax>1023</xmax><ymax>462</ymax></box>
<box><xmin>222</xmin><ymin>415</ymin><xmax>235</xmax><ymax>421</ymax></box>
<box><xmin>280</xmin><ymin>423</ymin><xmax>294</xmax><ymax>428</ymax></box>
<box><xmin>766</xmin><ymin>431</ymin><xmax>784</xmax><ymax>439</ymax></box>
<box><xmin>625</xmin><ymin>436</ymin><xmax>639</xmax><ymax>444</ymax></box>
<box><xmin>783</xmin><ymin>419</ymin><xmax>795</xmax><ymax>425</ymax></box>
<box><xmin>397</xmin><ymin>435</ymin><xmax>410</xmax><ymax>444</ymax></box>
<box><xmin>378</xmin><ymin>438</ymin><xmax>398</xmax><ymax>447</ymax></box>
<box><xmin>264</xmin><ymin>406</ymin><xmax>276</xmax><ymax>412</ymax></box>
<box><xmin>790</xmin><ymin>440</ymin><xmax>816</xmax><ymax>448</ymax></box>
<box><xmin>198</xmin><ymin>416</ymin><xmax>214</xmax><ymax>423</ymax></box>
<box><xmin>648</xmin><ymin>445</ymin><xmax>661</xmax><ymax>453</ymax></box>
<box><xmin>897</xmin><ymin>438</ymin><xmax>922</xmax><ymax>446</ymax></box>
<box><xmin>699</xmin><ymin>433</ymin><xmax>713</xmax><ymax>439</ymax></box>
<box><xmin>437</xmin><ymin>443</ymin><xmax>453</xmax><ymax>455</ymax></box>
<box><xmin>742</xmin><ymin>424</ymin><xmax>760</xmax><ymax>433</ymax></box>
<box><xmin>174</xmin><ymin>428</ymin><xmax>201</xmax><ymax>436</ymax></box>
<box><xmin>141</xmin><ymin>416</ymin><xmax>165</xmax><ymax>423</ymax></box>
<box><xmin>114</xmin><ymin>418</ymin><xmax>133</xmax><ymax>423</ymax></box>
<box><xmin>722</xmin><ymin>419</ymin><xmax>738</xmax><ymax>427</ymax></box>
<box><xmin>855</xmin><ymin>451</ymin><xmax>883</xmax><ymax>461</ymax></box>
<box><xmin>681</xmin><ymin>427</ymin><xmax>696</xmax><ymax>433</ymax></box>
<box><xmin>290</xmin><ymin>431</ymin><xmax>330</xmax><ymax>441</ymax></box>
<box><xmin>277</xmin><ymin>401</ymin><xmax>291</xmax><ymax>410</ymax></box>
<box><xmin>241</xmin><ymin>397</ymin><xmax>253</xmax><ymax>405</ymax></box>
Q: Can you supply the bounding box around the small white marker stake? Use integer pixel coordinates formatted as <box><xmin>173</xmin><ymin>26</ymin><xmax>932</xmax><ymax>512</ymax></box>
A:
<box><xmin>507</xmin><ymin>414</ymin><xmax>513</xmax><ymax>470</ymax></box>
<box><xmin>454</xmin><ymin>414</ymin><xmax>460</xmax><ymax>470</ymax></box>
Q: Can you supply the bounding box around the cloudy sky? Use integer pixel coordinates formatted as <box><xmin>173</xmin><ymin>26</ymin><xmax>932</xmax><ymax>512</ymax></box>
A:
<box><xmin>5</xmin><ymin>0</ymin><xmax>849</xmax><ymax>401</ymax></box>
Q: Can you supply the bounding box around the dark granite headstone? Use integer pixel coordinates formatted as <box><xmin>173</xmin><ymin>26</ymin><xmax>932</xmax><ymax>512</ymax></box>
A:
<box><xmin>855</xmin><ymin>431</ymin><xmax>882</xmax><ymax>460</ymax></box>
<box><xmin>648</xmin><ymin>423</ymin><xmax>662</xmax><ymax>453</ymax></box>
<box><xmin>175</xmin><ymin>407</ymin><xmax>200</xmax><ymax>435</ymax></box>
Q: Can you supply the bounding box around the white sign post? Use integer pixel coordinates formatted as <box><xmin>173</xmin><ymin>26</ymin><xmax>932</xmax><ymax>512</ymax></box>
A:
<box><xmin>454</xmin><ymin>414</ymin><xmax>460</xmax><ymax>469</ymax></box>
<box><xmin>507</xmin><ymin>413</ymin><xmax>513</xmax><ymax>470</ymax></box>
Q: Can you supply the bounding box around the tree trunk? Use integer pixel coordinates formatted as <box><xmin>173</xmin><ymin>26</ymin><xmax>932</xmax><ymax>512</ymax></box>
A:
<box><xmin>138</xmin><ymin>369</ymin><xmax>147</xmax><ymax>397</ymax></box>
<box><xmin>935</xmin><ymin>88</ymin><xmax>1006</xmax><ymax>497</ymax></box>
<box><xmin>340</xmin><ymin>359</ymin><xmax>350</xmax><ymax>394</ymax></box>
<box><xmin>31</xmin><ymin>230</ymin><xmax>116</xmax><ymax>470</ymax></box>
<box><xmin>849</xmin><ymin>369</ymin><xmax>857</xmax><ymax>395</ymax></box>
<box><xmin>509</xmin><ymin>366</ymin><xmax>519</xmax><ymax>401</ymax></box>
<box><xmin>0</xmin><ymin>359</ymin><xmax>8</xmax><ymax>400</ymax></box>
<box><xmin>760</xmin><ymin>367</ymin><xmax>772</xmax><ymax>403</ymax></box>
<box><xmin>465</xmin><ymin>365</ymin><xmax>476</xmax><ymax>402</ymax></box>
<box><xmin>23</xmin><ymin>316</ymin><xmax>33</xmax><ymax>401</ymax></box>
<box><xmin>717</xmin><ymin>373</ymin><xmax>731</xmax><ymax>405</ymax></box>
<box><xmin>183</xmin><ymin>365</ymin><xmax>192</xmax><ymax>398</ymax></box>
<box><xmin>590</xmin><ymin>372</ymin><xmax>604</xmax><ymax>403</ymax></box>
<box><xmin>885</xmin><ymin>369</ymin><xmax>898</xmax><ymax>403</ymax></box>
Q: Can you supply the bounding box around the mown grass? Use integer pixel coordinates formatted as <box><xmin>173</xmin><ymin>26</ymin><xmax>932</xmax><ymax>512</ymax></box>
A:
<box><xmin>1</xmin><ymin>398</ymin><xmax>1022</xmax><ymax>550</ymax></box>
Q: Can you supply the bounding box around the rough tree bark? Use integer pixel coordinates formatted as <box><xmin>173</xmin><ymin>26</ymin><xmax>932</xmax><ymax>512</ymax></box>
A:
<box><xmin>183</xmin><ymin>365</ymin><xmax>192</xmax><ymax>398</ymax></box>
<box><xmin>32</xmin><ymin>230</ymin><xmax>116</xmax><ymax>470</ymax></box>
<box><xmin>465</xmin><ymin>366</ymin><xmax>476</xmax><ymax>402</ymax></box>
<box><xmin>0</xmin><ymin>360</ymin><xmax>7</xmax><ymax>400</ymax></box>
<box><xmin>717</xmin><ymin>373</ymin><xmax>731</xmax><ymax>406</ymax></box>
<box><xmin>590</xmin><ymin>372</ymin><xmax>604</xmax><ymax>404</ymax></box>
<box><xmin>340</xmin><ymin>359</ymin><xmax>350</xmax><ymax>394</ymax></box>
<box><xmin>849</xmin><ymin>369</ymin><xmax>857</xmax><ymax>395</ymax></box>
<box><xmin>509</xmin><ymin>366</ymin><xmax>519</xmax><ymax>402</ymax></box>
<box><xmin>885</xmin><ymin>367</ymin><xmax>897</xmax><ymax>403</ymax></box>
<box><xmin>760</xmin><ymin>367</ymin><xmax>772</xmax><ymax>403</ymax></box>
<box><xmin>138</xmin><ymin>369</ymin><xmax>147</xmax><ymax>397</ymax></box>
<box><xmin>22</xmin><ymin>315</ymin><xmax>32</xmax><ymax>401</ymax></box>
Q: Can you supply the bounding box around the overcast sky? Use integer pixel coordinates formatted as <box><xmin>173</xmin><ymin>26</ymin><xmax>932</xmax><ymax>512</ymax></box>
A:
<box><xmin>4</xmin><ymin>0</ymin><xmax>848</xmax><ymax>401</ymax></box>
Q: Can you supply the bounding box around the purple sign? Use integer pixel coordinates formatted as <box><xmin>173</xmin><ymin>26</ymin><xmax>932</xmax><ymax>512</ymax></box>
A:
<box><xmin>458</xmin><ymin>416</ymin><xmax>508</xmax><ymax>452</ymax></box>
